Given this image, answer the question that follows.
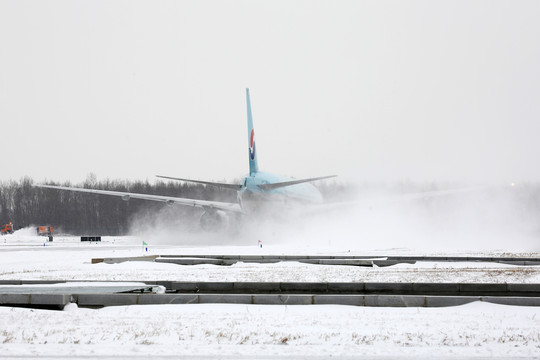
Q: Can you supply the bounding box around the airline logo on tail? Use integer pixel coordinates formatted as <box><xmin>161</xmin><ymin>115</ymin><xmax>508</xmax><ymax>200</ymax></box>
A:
<box><xmin>249</xmin><ymin>129</ymin><xmax>256</xmax><ymax>160</ymax></box>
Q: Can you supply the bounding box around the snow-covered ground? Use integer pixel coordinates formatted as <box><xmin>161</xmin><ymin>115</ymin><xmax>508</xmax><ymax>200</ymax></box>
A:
<box><xmin>0</xmin><ymin>231</ymin><xmax>539</xmax><ymax>358</ymax></box>
<box><xmin>0</xmin><ymin>302</ymin><xmax>538</xmax><ymax>358</ymax></box>
<box><xmin>0</xmin><ymin>234</ymin><xmax>539</xmax><ymax>283</ymax></box>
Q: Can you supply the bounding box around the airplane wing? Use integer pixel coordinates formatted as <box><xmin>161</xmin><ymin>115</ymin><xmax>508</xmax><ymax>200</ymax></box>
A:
<box><xmin>34</xmin><ymin>184</ymin><xmax>244</xmax><ymax>213</ymax></box>
<box><xmin>155</xmin><ymin>175</ymin><xmax>243</xmax><ymax>191</ymax></box>
<box><xmin>258</xmin><ymin>175</ymin><xmax>337</xmax><ymax>191</ymax></box>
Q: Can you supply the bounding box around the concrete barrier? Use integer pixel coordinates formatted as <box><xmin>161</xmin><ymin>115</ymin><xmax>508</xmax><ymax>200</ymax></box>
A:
<box><xmin>1</xmin><ymin>291</ymin><xmax>540</xmax><ymax>308</ymax></box>
<box><xmin>506</xmin><ymin>283</ymin><xmax>540</xmax><ymax>293</ymax></box>
<box><xmin>91</xmin><ymin>254</ymin><xmax>540</xmax><ymax>267</ymax></box>
<box><xmin>314</xmin><ymin>295</ymin><xmax>365</xmax><ymax>306</ymax></box>
<box><xmin>364</xmin><ymin>295</ymin><xmax>426</xmax><ymax>307</ymax></box>
<box><xmin>0</xmin><ymin>293</ymin><xmax>71</xmax><ymax>307</ymax></box>
<box><xmin>0</xmin><ymin>293</ymin><xmax>31</xmax><ymax>304</ymax></box>
<box><xmin>299</xmin><ymin>259</ymin><xmax>375</xmax><ymax>266</ymax></box>
<box><xmin>137</xmin><ymin>294</ymin><xmax>199</xmax><ymax>305</ymax></box>
<box><xmin>198</xmin><ymin>294</ymin><xmax>253</xmax><ymax>304</ymax></box>
<box><xmin>365</xmin><ymin>283</ymin><xmax>414</xmax><ymax>293</ymax></box>
<box><xmin>482</xmin><ymin>296</ymin><xmax>540</xmax><ymax>307</ymax></box>
<box><xmin>253</xmin><ymin>294</ymin><xmax>313</xmax><ymax>305</ymax></box>
<box><xmin>1</xmin><ymin>281</ymin><xmax>538</xmax><ymax>309</ymax></box>
<box><xmin>197</xmin><ymin>282</ymin><xmax>236</xmax><ymax>292</ymax></box>
<box><xmin>280</xmin><ymin>282</ymin><xmax>328</xmax><ymax>293</ymax></box>
<box><xmin>103</xmin><ymin>255</ymin><xmax>159</xmax><ymax>264</ymax></box>
<box><xmin>1</xmin><ymin>281</ymin><xmax>539</xmax><ymax>296</ymax></box>
<box><xmin>425</xmin><ymin>296</ymin><xmax>477</xmax><ymax>307</ymax></box>
<box><xmin>412</xmin><ymin>283</ymin><xmax>460</xmax><ymax>293</ymax></box>
<box><xmin>327</xmin><ymin>282</ymin><xmax>365</xmax><ymax>293</ymax></box>
<box><xmin>459</xmin><ymin>283</ymin><xmax>508</xmax><ymax>293</ymax></box>
<box><xmin>163</xmin><ymin>281</ymin><xmax>540</xmax><ymax>296</ymax></box>
<box><xmin>233</xmin><ymin>282</ymin><xmax>281</xmax><ymax>292</ymax></box>
<box><xmin>76</xmin><ymin>294</ymin><xmax>139</xmax><ymax>307</ymax></box>
<box><xmin>156</xmin><ymin>258</ymin><xmax>225</xmax><ymax>265</ymax></box>
<box><xmin>169</xmin><ymin>282</ymin><xmax>200</xmax><ymax>292</ymax></box>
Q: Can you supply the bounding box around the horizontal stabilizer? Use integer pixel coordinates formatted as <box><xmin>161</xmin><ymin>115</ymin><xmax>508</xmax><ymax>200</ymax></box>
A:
<box><xmin>258</xmin><ymin>175</ymin><xmax>337</xmax><ymax>191</ymax></box>
<box><xmin>156</xmin><ymin>175</ymin><xmax>243</xmax><ymax>191</ymax></box>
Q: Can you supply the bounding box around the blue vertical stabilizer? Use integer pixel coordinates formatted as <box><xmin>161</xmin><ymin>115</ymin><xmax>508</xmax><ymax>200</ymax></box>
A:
<box><xmin>246</xmin><ymin>88</ymin><xmax>259</xmax><ymax>175</ymax></box>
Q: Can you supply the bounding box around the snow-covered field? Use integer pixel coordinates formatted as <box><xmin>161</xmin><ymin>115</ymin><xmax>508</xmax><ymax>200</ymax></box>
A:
<box><xmin>0</xmin><ymin>302</ymin><xmax>538</xmax><ymax>358</ymax></box>
<box><xmin>1</xmin><ymin>234</ymin><xmax>540</xmax><ymax>283</ymax></box>
<box><xmin>0</xmin><ymin>232</ymin><xmax>539</xmax><ymax>358</ymax></box>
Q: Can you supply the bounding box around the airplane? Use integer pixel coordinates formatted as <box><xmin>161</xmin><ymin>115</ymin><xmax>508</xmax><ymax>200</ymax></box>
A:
<box><xmin>36</xmin><ymin>89</ymin><xmax>337</xmax><ymax>231</ymax></box>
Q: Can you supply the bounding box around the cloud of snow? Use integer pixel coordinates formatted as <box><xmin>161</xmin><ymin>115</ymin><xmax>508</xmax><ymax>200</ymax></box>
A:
<box><xmin>245</xmin><ymin>183</ymin><xmax>540</xmax><ymax>253</ymax></box>
<box><xmin>125</xmin><ymin>182</ymin><xmax>540</xmax><ymax>252</ymax></box>
<box><xmin>12</xmin><ymin>227</ymin><xmax>38</xmax><ymax>237</ymax></box>
<box><xmin>127</xmin><ymin>204</ymin><xmax>236</xmax><ymax>246</ymax></box>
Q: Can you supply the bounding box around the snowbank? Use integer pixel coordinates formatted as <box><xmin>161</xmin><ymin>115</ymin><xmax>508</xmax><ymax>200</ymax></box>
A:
<box><xmin>0</xmin><ymin>302</ymin><xmax>538</xmax><ymax>357</ymax></box>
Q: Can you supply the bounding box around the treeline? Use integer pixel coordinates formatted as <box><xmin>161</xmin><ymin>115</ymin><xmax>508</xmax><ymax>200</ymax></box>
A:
<box><xmin>0</xmin><ymin>175</ymin><xmax>236</xmax><ymax>235</ymax></box>
<box><xmin>2</xmin><ymin>176</ymin><xmax>539</xmax><ymax>237</ymax></box>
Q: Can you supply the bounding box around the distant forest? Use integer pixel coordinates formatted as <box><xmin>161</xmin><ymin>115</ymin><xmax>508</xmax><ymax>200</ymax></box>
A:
<box><xmin>0</xmin><ymin>175</ymin><xmax>346</xmax><ymax>235</ymax></box>
<box><xmin>0</xmin><ymin>175</ymin><xmax>237</xmax><ymax>235</ymax></box>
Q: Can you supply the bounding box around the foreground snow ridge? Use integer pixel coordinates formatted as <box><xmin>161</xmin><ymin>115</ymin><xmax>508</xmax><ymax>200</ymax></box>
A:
<box><xmin>0</xmin><ymin>302</ymin><xmax>539</xmax><ymax>357</ymax></box>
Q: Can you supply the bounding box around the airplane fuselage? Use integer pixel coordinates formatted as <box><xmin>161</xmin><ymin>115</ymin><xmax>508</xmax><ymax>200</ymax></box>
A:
<box><xmin>238</xmin><ymin>171</ymin><xmax>323</xmax><ymax>214</ymax></box>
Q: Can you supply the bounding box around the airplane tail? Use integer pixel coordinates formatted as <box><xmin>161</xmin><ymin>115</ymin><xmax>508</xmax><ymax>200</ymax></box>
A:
<box><xmin>246</xmin><ymin>88</ymin><xmax>259</xmax><ymax>175</ymax></box>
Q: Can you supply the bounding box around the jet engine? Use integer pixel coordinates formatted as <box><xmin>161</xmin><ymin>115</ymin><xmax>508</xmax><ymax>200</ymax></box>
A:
<box><xmin>199</xmin><ymin>209</ymin><xmax>229</xmax><ymax>232</ymax></box>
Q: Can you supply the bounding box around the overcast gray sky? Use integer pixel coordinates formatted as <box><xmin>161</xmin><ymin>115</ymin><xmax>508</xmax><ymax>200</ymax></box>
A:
<box><xmin>1</xmin><ymin>0</ymin><xmax>539</xmax><ymax>184</ymax></box>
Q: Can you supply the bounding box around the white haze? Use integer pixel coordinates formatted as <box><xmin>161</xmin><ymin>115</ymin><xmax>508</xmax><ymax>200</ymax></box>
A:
<box><xmin>303</xmin><ymin>187</ymin><xmax>540</xmax><ymax>252</ymax></box>
<box><xmin>128</xmin><ymin>183</ymin><xmax>540</xmax><ymax>252</ymax></box>
<box><xmin>0</xmin><ymin>1</ymin><xmax>539</xmax><ymax>183</ymax></box>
